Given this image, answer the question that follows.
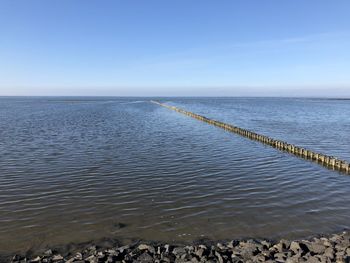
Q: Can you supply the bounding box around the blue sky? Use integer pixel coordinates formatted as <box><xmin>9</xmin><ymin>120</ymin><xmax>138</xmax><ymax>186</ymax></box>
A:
<box><xmin>0</xmin><ymin>0</ymin><xmax>350</xmax><ymax>96</ymax></box>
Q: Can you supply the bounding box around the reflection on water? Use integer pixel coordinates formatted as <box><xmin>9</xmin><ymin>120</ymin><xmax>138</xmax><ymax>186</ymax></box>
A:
<box><xmin>0</xmin><ymin>97</ymin><xmax>350</xmax><ymax>254</ymax></box>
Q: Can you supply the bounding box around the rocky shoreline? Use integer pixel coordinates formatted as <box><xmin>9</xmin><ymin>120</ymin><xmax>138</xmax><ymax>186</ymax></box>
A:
<box><xmin>8</xmin><ymin>232</ymin><xmax>350</xmax><ymax>263</ymax></box>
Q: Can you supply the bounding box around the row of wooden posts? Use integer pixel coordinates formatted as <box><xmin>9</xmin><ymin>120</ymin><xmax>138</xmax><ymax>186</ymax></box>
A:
<box><xmin>151</xmin><ymin>100</ymin><xmax>350</xmax><ymax>174</ymax></box>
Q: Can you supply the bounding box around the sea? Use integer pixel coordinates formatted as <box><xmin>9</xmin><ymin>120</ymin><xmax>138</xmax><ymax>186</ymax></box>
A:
<box><xmin>0</xmin><ymin>97</ymin><xmax>350</xmax><ymax>254</ymax></box>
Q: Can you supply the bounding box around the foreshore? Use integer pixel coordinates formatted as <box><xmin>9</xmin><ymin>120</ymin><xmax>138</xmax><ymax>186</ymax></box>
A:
<box><xmin>7</xmin><ymin>231</ymin><xmax>350</xmax><ymax>263</ymax></box>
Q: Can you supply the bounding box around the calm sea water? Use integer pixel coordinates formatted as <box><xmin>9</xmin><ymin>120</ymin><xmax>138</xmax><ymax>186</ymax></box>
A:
<box><xmin>1</xmin><ymin>97</ymin><xmax>350</xmax><ymax>254</ymax></box>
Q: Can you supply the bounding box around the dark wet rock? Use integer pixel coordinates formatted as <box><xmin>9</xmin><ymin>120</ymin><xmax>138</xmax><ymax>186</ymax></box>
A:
<box><xmin>10</xmin><ymin>231</ymin><xmax>350</xmax><ymax>263</ymax></box>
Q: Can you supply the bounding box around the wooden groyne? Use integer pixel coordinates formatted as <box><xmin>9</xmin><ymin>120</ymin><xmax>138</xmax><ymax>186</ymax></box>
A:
<box><xmin>151</xmin><ymin>100</ymin><xmax>350</xmax><ymax>175</ymax></box>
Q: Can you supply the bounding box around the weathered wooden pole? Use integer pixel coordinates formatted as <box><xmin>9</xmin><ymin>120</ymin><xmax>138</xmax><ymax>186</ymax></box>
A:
<box><xmin>151</xmin><ymin>100</ymin><xmax>350</xmax><ymax>175</ymax></box>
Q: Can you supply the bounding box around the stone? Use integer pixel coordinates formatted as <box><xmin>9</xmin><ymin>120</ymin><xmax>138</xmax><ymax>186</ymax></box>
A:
<box><xmin>52</xmin><ymin>254</ymin><xmax>63</xmax><ymax>261</ymax></box>
<box><xmin>65</xmin><ymin>258</ymin><xmax>75</xmax><ymax>263</ymax></box>
<box><xmin>138</xmin><ymin>244</ymin><xmax>155</xmax><ymax>254</ymax></box>
<box><xmin>320</xmin><ymin>238</ymin><xmax>332</xmax><ymax>247</ymax></box>
<box><xmin>214</xmin><ymin>251</ymin><xmax>224</xmax><ymax>263</ymax></box>
<box><xmin>227</xmin><ymin>240</ymin><xmax>239</xmax><ymax>248</ymax></box>
<box><xmin>274</xmin><ymin>252</ymin><xmax>287</xmax><ymax>260</ymax></box>
<box><xmin>324</xmin><ymin>247</ymin><xmax>334</xmax><ymax>260</ymax></box>
<box><xmin>252</xmin><ymin>254</ymin><xmax>266</xmax><ymax>262</ymax></box>
<box><xmin>173</xmin><ymin>247</ymin><xmax>186</xmax><ymax>257</ymax></box>
<box><xmin>30</xmin><ymin>256</ymin><xmax>41</xmax><ymax>262</ymax></box>
<box><xmin>164</xmin><ymin>244</ymin><xmax>170</xmax><ymax>253</ymax></box>
<box><xmin>195</xmin><ymin>248</ymin><xmax>205</xmax><ymax>258</ymax></box>
<box><xmin>216</xmin><ymin>243</ymin><xmax>226</xmax><ymax>250</ymax></box>
<box><xmin>289</xmin><ymin>241</ymin><xmax>309</xmax><ymax>255</ymax></box>
<box><xmin>137</xmin><ymin>252</ymin><xmax>154</xmax><ymax>263</ymax></box>
<box><xmin>261</xmin><ymin>240</ymin><xmax>272</xmax><ymax>249</ymax></box>
<box><xmin>85</xmin><ymin>255</ymin><xmax>99</xmax><ymax>263</ymax></box>
<box><xmin>239</xmin><ymin>242</ymin><xmax>259</xmax><ymax>259</ymax></box>
<box><xmin>198</xmin><ymin>245</ymin><xmax>207</xmax><ymax>250</ymax></box>
<box><xmin>75</xmin><ymin>252</ymin><xmax>83</xmax><ymax>260</ymax></box>
<box><xmin>185</xmin><ymin>246</ymin><xmax>194</xmax><ymax>253</ymax></box>
<box><xmin>231</xmin><ymin>254</ymin><xmax>242</xmax><ymax>263</ymax></box>
<box><xmin>280</xmin><ymin>239</ymin><xmax>291</xmax><ymax>250</ymax></box>
<box><xmin>305</xmin><ymin>242</ymin><xmax>326</xmax><ymax>254</ymax></box>
<box><xmin>117</xmin><ymin>245</ymin><xmax>130</xmax><ymax>253</ymax></box>
<box><xmin>273</xmin><ymin>243</ymin><xmax>284</xmax><ymax>253</ymax></box>
<box><xmin>285</xmin><ymin>256</ymin><xmax>300</xmax><ymax>263</ymax></box>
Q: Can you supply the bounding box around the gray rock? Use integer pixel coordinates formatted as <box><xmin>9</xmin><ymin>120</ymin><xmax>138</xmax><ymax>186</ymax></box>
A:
<box><xmin>195</xmin><ymin>248</ymin><xmax>205</xmax><ymax>258</ymax></box>
<box><xmin>280</xmin><ymin>239</ymin><xmax>291</xmax><ymax>250</ymax></box>
<box><xmin>173</xmin><ymin>247</ymin><xmax>186</xmax><ymax>257</ymax></box>
<box><xmin>231</xmin><ymin>254</ymin><xmax>242</xmax><ymax>263</ymax></box>
<box><xmin>186</xmin><ymin>245</ymin><xmax>194</xmax><ymax>253</ymax></box>
<box><xmin>164</xmin><ymin>244</ymin><xmax>170</xmax><ymax>253</ymax></box>
<box><xmin>285</xmin><ymin>256</ymin><xmax>300</xmax><ymax>263</ymax></box>
<box><xmin>261</xmin><ymin>240</ymin><xmax>272</xmax><ymax>249</ymax></box>
<box><xmin>227</xmin><ymin>240</ymin><xmax>239</xmax><ymax>248</ymax></box>
<box><xmin>138</xmin><ymin>244</ymin><xmax>155</xmax><ymax>254</ymax></box>
<box><xmin>239</xmin><ymin>242</ymin><xmax>259</xmax><ymax>259</ymax></box>
<box><xmin>85</xmin><ymin>255</ymin><xmax>99</xmax><ymax>263</ymax></box>
<box><xmin>65</xmin><ymin>257</ymin><xmax>75</xmax><ymax>263</ymax></box>
<box><xmin>252</xmin><ymin>254</ymin><xmax>266</xmax><ymax>262</ymax></box>
<box><xmin>273</xmin><ymin>242</ymin><xmax>284</xmax><ymax>253</ymax></box>
<box><xmin>74</xmin><ymin>252</ymin><xmax>83</xmax><ymax>260</ymax></box>
<box><xmin>274</xmin><ymin>252</ymin><xmax>287</xmax><ymax>260</ymax></box>
<box><xmin>162</xmin><ymin>256</ymin><xmax>171</xmax><ymax>262</ymax></box>
<box><xmin>117</xmin><ymin>245</ymin><xmax>130</xmax><ymax>253</ymax></box>
<box><xmin>88</xmin><ymin>245</ymin><xmax>97</xmax><ymax>252</ymax></box>
<box><xmin>289</xmin><ymin>241</ymin><xmax>309</xmax><ymax>255</ymax></box>
<box><xmin>214</xmin><ymin>251</ymin><xmax>224</xmax><ymax>263</ymax></box>
<box><xmin>320</xmin><ymin>238</ymin><xmax>332</xmax><ymax>247</ymax></box>
<box><xmin>199</xmin><ymin>245</ymin><xmax>207</xmax><ymax>250</ymax></box>
<box><xmin>324</xmin><ymin>247</ymin><xmax>334</xmax><ymax>260</ymax></box>
<box><xmin>29</xmin><ymin>256</ymin><xmax>41</xmax><ymax>263</ymax></box>
<box><xmin>216</xmin><ymin>243</ymin><xmax>226</xmax><ymax>250</ymax></box>
<box><xmin>52</xmin><ymin>254</ymin><xmax>63</xmax><ymax>261</ymax></box>
<box><xmin>137</xmin><ymin>252</ymin><xmax>154</xmax><ymax>263</ymax></box>
<box><xmin>305</xmin><ymin>241</ymin><xmax>326</xmax><ymax>254</ymax></box>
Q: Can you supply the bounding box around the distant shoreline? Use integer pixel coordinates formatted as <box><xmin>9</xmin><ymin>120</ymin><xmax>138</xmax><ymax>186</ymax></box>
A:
<box><xmin>1</xmin><ymin>95</ymin><xmax>350</xmax><ymax>100</ymax></box>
